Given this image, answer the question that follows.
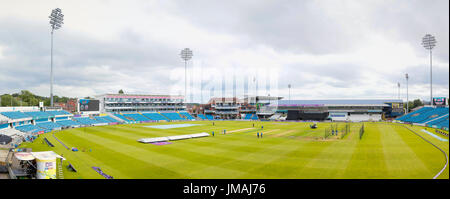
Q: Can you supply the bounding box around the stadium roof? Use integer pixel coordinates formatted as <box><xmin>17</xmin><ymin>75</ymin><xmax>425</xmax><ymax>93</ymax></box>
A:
<box><xmin>276</xmin><ymin>99</ymin><xmax>403</xmax><ymax>107</ymax></box>
<box><xmin>97</xmin><ymin>94</ymin><xmax>184</xmax><ymax>99</ymax></box>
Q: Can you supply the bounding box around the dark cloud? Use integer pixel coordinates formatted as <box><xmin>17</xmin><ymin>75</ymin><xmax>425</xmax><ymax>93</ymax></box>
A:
<box><xmin>0</xmin><ymin>18</ymin><xmax>182</xmax><ymax>96</ymax></box>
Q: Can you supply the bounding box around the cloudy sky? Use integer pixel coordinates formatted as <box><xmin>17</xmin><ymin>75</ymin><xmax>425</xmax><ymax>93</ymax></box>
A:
<box><xmin>0</xmin><ymin>0</ymin><xmax>448</xmax><ymax>103</ymax></box>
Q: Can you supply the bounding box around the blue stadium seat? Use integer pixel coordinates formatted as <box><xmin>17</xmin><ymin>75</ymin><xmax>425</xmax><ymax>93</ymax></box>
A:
<box><xmin>73</xmin><ymin>117</ymin><xmax>102</xmax><ymax>125</ymax></box>
<box><xmin>94</xmin><ymin>116</ymin><xmax>119</xmax><ymax>123</ymax></box>
<box><xmin>114</xmin><ymin>114</ymin><xmax>133</xmax><ymax>122</ymax></box>
<box><xmin>141</xmin><ymin>112</ymin><xmax>169</xmax><ymax>121</ymax></box>
<box><xmin>36</xmin><ymin>122</ymin><xmax>62</xmax><ymax>130</ymax></box>
<box><xmin>23</xmin><ymin>111</ymin><xmax>51</xmax><ymax>119</ymax></box>
<box><xmin>46</xmin><ymin>110</ymin><xmax>72</xmax><ymax>116</ymax></box>
<box><xmin>179</xmin><ymin>112</ymin><xmax>195</xmax><ymax>120</ymax></box>
<box><xmin>0</xmin><ymin>111</ymin><xmax>30</xmax><ymax>119</ymax></box>
<box><xmin>197</xmin><ymin>114</ymin><xmax>207</xmax><ymax>120</ymax></box>
<box><xmin>161</xmin><ymin>112</ymin><xmax>185</xmax><ymax>121</ymax></box>
<box><xmin>123</xmin><ymin>113</ymin><xmax>150</xmax><ymax>122</ymax></box>
<box><xmin>15</xmin><ymin>124</ymin><xmax>44</xmax><ymax>133</ymax></box>
<box><xmin>205</xmin><ymin>114</ymin><xmax>214</xmax><ymax>120</ymax></box>
<box><xmin>56</xmin><ymin>120</ymin><xmax>82</xmax><ymax>127</ymax></box>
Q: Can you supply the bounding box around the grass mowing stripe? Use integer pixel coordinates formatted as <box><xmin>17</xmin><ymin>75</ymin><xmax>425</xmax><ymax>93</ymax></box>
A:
<box><xmin>391</xmin><ymin>124</ymin><xmax>448</xmax><ymax>179</ymax></box>
<box><xmin>65</xmin><ymin>130</ymin><xmax>192</xmax><ymax>178</ymax></box>
<box><xmin>52</xmin><ymin>131</ymin><xmax>133</xmax><ymax>179</ymax></box>
<box><xmin>343</xmin><ymin>123</ymin><xmax>389</xmax><ymax>178</ymax></box>
<box><xmin>378</xmin><ymin>124</ymin><xmax>433</xmax><ymax>178</ymax></box>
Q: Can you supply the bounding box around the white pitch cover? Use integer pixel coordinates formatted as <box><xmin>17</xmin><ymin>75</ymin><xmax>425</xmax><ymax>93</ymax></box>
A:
<box><xmin>138</xmin><ymin>132</ymin><xmax>209</xmax><ymax>143</ymax></box>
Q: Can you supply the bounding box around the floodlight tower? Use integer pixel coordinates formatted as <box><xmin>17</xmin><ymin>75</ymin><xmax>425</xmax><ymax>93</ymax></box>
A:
<box><xmin>49</xmin><ymin>8</ymin><xmax>64</xmax><ymax>107</ymax></box>
<box><xmin>180</xmin><ymin>48</ymin><xmax>193</xmax><ymax>103</ymax></box>
<box><xmin>405</xmin><ymin>73</ymin><xmax>409</xmax><ymax>113</ymax></box>
<box><xmin>397</xmin><ymin>82</ymin><xmax>400</xmax><ymax>99</ymax></box>
<box><xmin>421</xmin><ymin>34</ymin><xmax>436</xmax><ymax>105</ymax></box>
<box><xmin>288</xmin><ymin>84</ymin><xmax>291</xmax><ymax>103</ymax></box>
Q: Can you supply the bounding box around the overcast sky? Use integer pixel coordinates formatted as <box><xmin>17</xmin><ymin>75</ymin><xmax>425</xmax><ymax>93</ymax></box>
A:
<box><xmin>0</xmin><ymin>0</ymin><xmax>448</xmax><ymax>103</ymax></box>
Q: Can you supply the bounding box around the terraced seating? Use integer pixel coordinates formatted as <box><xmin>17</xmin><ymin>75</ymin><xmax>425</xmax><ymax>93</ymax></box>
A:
<box><xmin>94</xmin><ymin>116</ymin><xmax>111</xmax><ymax>123</ymax></box>
<box><xmin>179</xmin><ymin>112</ymin><xmax>195</xmax><ymax>120</ymax></box>
<box><xmin>437</xmin><ymin>118</ymin><xmax>449</xmax><ymax>128</ymax></box>
<box><xmin>36</xmin><ymin>122</ymin><xmax>62</xmax><ymax>130</ymax></box>
<box><xmin>396</xmin><ymin>107</ymin><xmax>433</xmax><ymax>122</ymax></box>
<box><xmin>100</xmin><ymin>116</ymin><xmax>119</xmax><ymax>123</ymax></box>
<box><xmin>244</xmin><ymin>114</ymin><xmax>252</xmax><ymax>120</ymax></box>
<box><xmin>114</xmin><ymin>114</ymin><xmax>133</xmax><ymax>122</ymax></box>
<box><xmin>205</xmin><ymin>114</ymin><xmax>214</xmax><ymax>120</ymax></box>
<box><xmin>73</xmin><ymin>117</ymin><xmax>101</xmax><ymax>125</ymax></box>
<box><xmin>397</xmin><ymin>107</ymin><xmax>449</xmax><ymax>129</ymax></box>
<box><xmin>0</xmin><ymin>114</ymin><xmax>9</xmax><ymax>123</ymax></box>
<box><xmin>123</xmin><ymin>113</ymin><xmax>150</xmax><ymax>122</ymax></box>
<box><xmin>427</xmin><ymin>115</ymin><xmax>449</xmax><ymax>125</ymax></box>
<box><xmin>46</xmin><ymin>110</ymin><xmax>72</xmax><ymax>116</ymax></box>
<box><xmin>403</xmin><ymin>107</ymin><xmax>448</xmax><ymax>123</ymax></box>
<box><xmin>142</xmin><ymin>113</ymin><xmax>169</xmax><ymax>121</ymax></box>
<box><xmin>197</xmin><ymin>114</ymin><xmax>207</xmax><ymax>120</ymax></box>
<box><xmin>0</xmin><ymin>111</ymin><xmax>30</xmax><ymax>119</ymax></box>
<box><xmin>24</xmin><ymin>111</ymin><xmax>51</xmax><ymax>119</ymax></box>
<box><xmin>161</xmin><ymin>112</ymin><xmax>185</xmax><ymax>121</ymax></box>
<box><xmin>251</xmin><ymin>114</ymin><xmax>259</xmax><ymax>120</ymax></box>
<box><xmin>15</xmin><ymin>124</ymin><xmax>44</xmax><ymax>133</ymax></box>
<box><xmin>56</xmin><ymin>120</ymin><xmax>82</xmax><ymax>127</ymax></box>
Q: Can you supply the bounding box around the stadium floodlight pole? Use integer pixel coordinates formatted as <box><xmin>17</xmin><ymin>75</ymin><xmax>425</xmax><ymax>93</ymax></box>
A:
<box><xmin>397</xmin><ymin>82</ymin><xmax>400</xmax><ymax>100</ymax></box>
<box><xmin>180</xmin><ymin>48</ymin><xmax>193</xmax><ymax>104</ymax></box>
<box><xmin>421</xmin><ymin>34</ymin><xmax>436</xmax><ymax>106</ymax></box>
<box><xmin>405</xmin><ymin>73</ymin><xmax>409</xmax><ymax>113</ymax></box>
<box><xmin>49</xmin><ymin>8</ymin><xmax>64</xmax><ymax>107</ymax></box>
<box><xmin>288</xmin><ymin>84</ymin><xmax>291</xmax><ymax>103</ymax></box>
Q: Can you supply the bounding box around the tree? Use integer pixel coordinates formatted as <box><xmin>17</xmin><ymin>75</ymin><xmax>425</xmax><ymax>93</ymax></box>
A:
<box><xmin>404</xmin><ymin>99</ymin><xmax>424</xmax><ymax>112</ymax></box>
<box><xmin>119</xmin><ymin>89</ymin><xmax>124</xmax><ymax>94</ymax></box>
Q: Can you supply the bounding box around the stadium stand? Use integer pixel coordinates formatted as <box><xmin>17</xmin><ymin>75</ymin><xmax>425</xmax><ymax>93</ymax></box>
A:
<box><xmin>102</xmin><ymin>116</ymin><xmax>119</xmax><ymax>123</ymax></box>
<box><xmin>399</xmin><ymin>107</ymin><xmax>448</xmax><ymax>123</ymax></box>
<box><xmin>94</xmin><ymin>116</ymin><xmax>112</xmax><ymax>123</ymax></box>
<box><xmin>0</xmin><ymin>111</ymin><xmax>30</xmax><ymax>120</ymax></box>
<box><xmin>396</xmin><ymin>107</ymin><xmax>449</xmax><ymax>129</ymax></box>
<box><xmin>243</xmin><ymin>114</ymin><xmax>258</xmax><ymax>120</ymax></box>
<box><xmin>142</xmin><ymin>112</ymin><xmax>169</xmax><ymax>121</ymax></box>
<box><xmin>161</xmin><ymin>112</ymin><xmax>185</xmax><ymax>121</ymax></box>
<box><xmin>197</xmin><ymin>114</ymin><xmax>207</xmax><ymax>120</ymax></box>
<box><xmin>179</xmin><ymin>112</ymin><xmax>195</xmax><ymax>120</ymax></box>
<box><xmin>73</xmin><ymin>117</ymin><xmax>102</xmax><ymax>125</ymax></box>
<box><xmin>114</xmin><ymin>114</ymin><xmax>133</xmax><ymax>122</ymax></box>
<box><xmin>23</xmin><ymin>111</ymin><xmax>51</xmax><ymax>119</ymax></box>
<box><xmin>0</xmin><ymin>123</ymin><xmax>9</xmax><ymax>130</ymax></box>
<box><xmin>45</xmin><ymin>110</ymin><xmax>72</xmax><ymax>116</ymax></box>
<box><xmin>56</xmin><ymin>120</ymin><xmax>82</xmax><ymax>128</ymax></box>
<box><xmin>0</xmin><ymin>114</ymin><xmax>9</xmax><ymax>123</ymax></box>
<box><xmin>36</xmin><ymin>122</ymin><xmax>62</xmax><ymax>130</ymax></box>
<box><xmin>123</xmin><ymin>113</ymin><xmax>150</xmax><ymax>122</ymax></box>
<box><xmin>15</xmin><ymin>124</ymin><xmax>44</xmax><ymax>133</ymax></box>
<box><xmin>206</xmin><ymin>114</ymin><xmax>214</xmax><ymax>120</ymax></box>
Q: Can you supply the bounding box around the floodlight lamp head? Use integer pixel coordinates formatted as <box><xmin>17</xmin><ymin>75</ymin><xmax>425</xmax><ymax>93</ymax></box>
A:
<box><xmin>405</xmin><ymin>73</ymin><xmax>409</xmax><ymax>79</ymax></box>
<box><xmin>180</xmin><ymin>48</ymin><xmax>193</xmax><ymax>61</ymax></box>
<box><xmin>49</xmin><ymin>8</ymin><xmax>64</xmax><ymax>30</ymax></box>
<box><xmin>422</xmin><ymin>34</ymin><xmax>436</xmax><ymax>50</ymax></box>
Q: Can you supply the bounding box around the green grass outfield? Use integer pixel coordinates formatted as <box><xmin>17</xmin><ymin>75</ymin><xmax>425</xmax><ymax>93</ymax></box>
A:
<box><xmin>20</xmin><ymin>121</ymin><xmax>449</xmax><ymax>179</ymax></box>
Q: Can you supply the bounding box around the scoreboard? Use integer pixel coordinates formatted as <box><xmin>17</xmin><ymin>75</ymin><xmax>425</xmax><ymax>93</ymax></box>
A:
<box><xmin>433</xmin><ymin>97</ymin><xmax>447</xmax><ymax>106</ymax></box>
<box><xmin>79</xmin><ymin>99</ymin><xmax>100</xmax><ymax>112</ymax></box>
